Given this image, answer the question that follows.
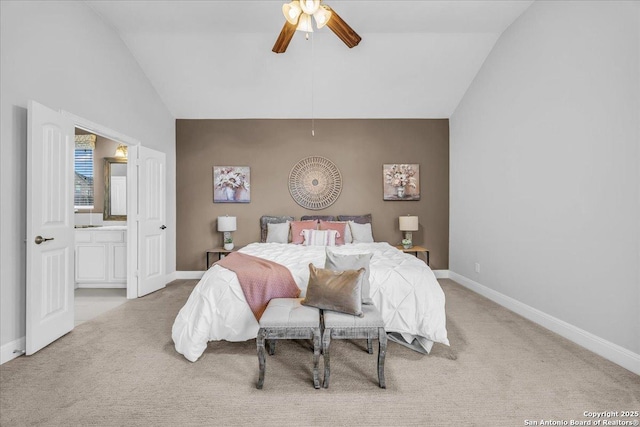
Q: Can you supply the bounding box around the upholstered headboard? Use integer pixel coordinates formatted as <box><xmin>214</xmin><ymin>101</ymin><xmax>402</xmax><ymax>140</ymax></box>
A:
<box><xmin>300</xmin><ymin>215</ymin><xmax>335</xmax><ymax>222</ymax></box>
<box><xmin>260</xmin><ymin>216</ymin><xmax>294</xmax><ymax>243</ymax></box>
<box><xmin>259</xmin><ymin>214</ymin><xmax>373</xmax><ymax>243</ymax></box>
<box><xmin>337</xmin><ymin>214</ymin><xmax>372</xmax><ymax>224</ymax></box>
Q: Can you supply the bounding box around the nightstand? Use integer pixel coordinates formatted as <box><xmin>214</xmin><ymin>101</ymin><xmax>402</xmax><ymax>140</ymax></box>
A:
<box><xmin>206</xmin><ymin>247</ymin><xmax>240</xmax><ymax>269</ymax></box>
<box><xmin>394</xmin><ymin>245</ymin><xmax>430</xmax><ymax>266</ymax></box>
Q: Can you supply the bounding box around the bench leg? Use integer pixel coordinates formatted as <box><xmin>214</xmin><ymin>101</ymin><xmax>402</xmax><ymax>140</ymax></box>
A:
<box><xmin>267</xmin><ymin>339</ymin><xmax>276</xmax><ymax>356</ymax></box>
<box><xmin>377</xmin><ymin>328</ymin><xmax>387</xmax><ymax>389</ymax></box>
<box><xmin>367</xmin><ymin>336</ymin><xmax>373</xmax><ymax>354</ymax></box>
<box><xmin>312</xmin><ymin>328</ymin><xmax>321</xmax><ymax>389</ymax></box>
<box><xmin>257</xmin><ymin>329</ymin><xmax>266</xmax><ymax>389</ymax></box>
<box><xmin>322</xmin><ymin>328</ymin><xmax>331</xmax><ymax>388</ymax></box>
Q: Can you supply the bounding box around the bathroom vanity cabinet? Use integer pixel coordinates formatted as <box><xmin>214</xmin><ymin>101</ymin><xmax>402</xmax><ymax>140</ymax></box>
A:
<box><xmin>75</xmin><ymin>227</ymin><xmax>127</xmax><ymax>288</ymax></box>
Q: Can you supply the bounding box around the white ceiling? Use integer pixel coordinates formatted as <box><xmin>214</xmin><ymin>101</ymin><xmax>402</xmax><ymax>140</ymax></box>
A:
<box><xmin>88</xmin><ymin>0</ymin><xmax>534</xmax><ymax>119</ymax></box>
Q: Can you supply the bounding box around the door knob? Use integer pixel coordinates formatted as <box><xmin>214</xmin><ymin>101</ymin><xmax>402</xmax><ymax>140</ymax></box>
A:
<box><xmin>34</xmin><ymin>236</ymin><xmax>54</xmax><ymax>245</ymax></box>
<box><xmin>160</xmin><ymin>225</ymin><xmax>167</xmax><ymax>230</ymax></box>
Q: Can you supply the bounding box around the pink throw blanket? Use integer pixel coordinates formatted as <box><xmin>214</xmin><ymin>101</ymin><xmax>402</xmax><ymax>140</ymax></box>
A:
<box><xmin>216</xmin><ymin>252</ymin><xmax>300</xmax><ymax>320</ymax></box>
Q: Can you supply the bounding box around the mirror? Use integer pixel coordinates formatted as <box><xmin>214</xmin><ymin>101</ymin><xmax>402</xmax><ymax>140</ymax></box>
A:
<box><xmin>103</xmin><ymin>157</ymin><xmax>127</xmax><ymax>221</ymax></box>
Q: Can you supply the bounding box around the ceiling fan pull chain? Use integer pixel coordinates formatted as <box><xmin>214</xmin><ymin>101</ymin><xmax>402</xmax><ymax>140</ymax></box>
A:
<box><xmin>311</xmin><ymin>31</ymin><xmax>315</xmax><ymax>137</ymax></box>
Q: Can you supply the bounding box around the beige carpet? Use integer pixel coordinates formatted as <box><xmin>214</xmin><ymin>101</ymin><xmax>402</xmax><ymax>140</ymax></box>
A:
<box><xmin>1</xmin><ymin>279</ymin><xmax>638</xmax><ymax>426</ymax></box>
<box><xmin>74</xmin><ymin>288</ymin><xmax>127</xmax><ymax>326</ymax></box>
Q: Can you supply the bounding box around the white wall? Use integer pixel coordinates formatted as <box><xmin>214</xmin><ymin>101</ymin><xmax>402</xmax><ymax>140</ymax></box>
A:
<box><xmin>0</xmin><ymin>1</ymin><xmax>176</xmax><ymax>351</ymax></box>
<box><xmin>450</xmin><ymin>0</ymin><xmax>639</xmax><ymax>357</ymax></box>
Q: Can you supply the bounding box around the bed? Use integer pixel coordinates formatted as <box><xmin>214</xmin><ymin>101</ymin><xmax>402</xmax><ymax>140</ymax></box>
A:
<box><xmin>172</xmin><ymin>217</ymin><xmax>449</xmax><ymax>362</ymax></box>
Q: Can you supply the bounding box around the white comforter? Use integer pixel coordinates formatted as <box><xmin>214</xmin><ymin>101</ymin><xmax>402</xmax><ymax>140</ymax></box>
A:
<box><xmin>172</xmin><ymin>242</ymin><xmax>449</xmax><ymax>362</ymax></box>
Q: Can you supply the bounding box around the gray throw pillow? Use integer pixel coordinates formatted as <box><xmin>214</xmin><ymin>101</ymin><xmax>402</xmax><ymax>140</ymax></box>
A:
<box><xmin>324</xmin><ymin>250</ymin><xmax>373</xmax><ymax>304</ymax></box>
<box><xmin>266</xmin><ymin>221</ymin><xmax>290</xmax><ymax>243</ymax></box>
<box><xmin>349</xmin><ymin>221</ymin><xmax>374</xmax><ymax>243</ymax></box>
<box><xmin>260</xmin><ymin>216</ymin><xmax>294</xmax><ymax>242</ymax></box>
<box><xmin>302</xmin><ymin>264</ymin><xmax>365</xmax><ymax>317</ymax></box>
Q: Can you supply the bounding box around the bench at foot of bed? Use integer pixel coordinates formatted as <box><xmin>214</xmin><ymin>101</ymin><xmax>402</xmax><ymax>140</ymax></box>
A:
<box><xmin>322</xmin><ymin>305</ymin><xmax>387</xmax><ymax>389</ymax></box>
<box><xmin>256</xmin><ymin>298</ymin><xmax>321</xmax><ymax>389</ymax></box>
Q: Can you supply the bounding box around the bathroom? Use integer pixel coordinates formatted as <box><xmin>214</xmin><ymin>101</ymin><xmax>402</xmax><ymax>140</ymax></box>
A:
<box><xmin>73</xmin><ymin>129</ymin><xmax>129</xmax><ymax>324</ymax></box>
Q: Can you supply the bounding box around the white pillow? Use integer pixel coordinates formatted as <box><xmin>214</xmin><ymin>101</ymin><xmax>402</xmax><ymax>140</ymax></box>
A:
<box><xmin>349</xmin><ymin>221</ymin><xmax>374</xmax><ymax>243</ymax></box>
<box><xmin>337</xmin><ymin>221</ymin><xmax>353</xmax><ymax>244</ymax></box>
<box><xmin>302</xmin><ymin>229</ymin><xmax>339</xmax><ymax>246</ymax></box>
<box><xmin>266</xmin><ymin>221</ymin><xmax>290</xmax><ymax>243</ymax></box>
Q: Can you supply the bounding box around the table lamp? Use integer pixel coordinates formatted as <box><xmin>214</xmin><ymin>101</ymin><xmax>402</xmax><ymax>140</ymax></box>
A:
<box><xmin>218</xmin><ymin>216</ymin><xmax>237</xmax><ymax>250</ymax></box>
<box><xmin>399</xmin><ymin>215</ymin><xmax>419</xmax><ymax>249</ymax></box>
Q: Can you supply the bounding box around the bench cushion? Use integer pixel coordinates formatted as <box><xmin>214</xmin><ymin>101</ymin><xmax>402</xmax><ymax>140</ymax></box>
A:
<box><xmin>323</xmin><ymin>304</ymin><xmax>384</xmax><ymax>328</ymax></box>
<box><xmin>260</xmin><ymin>298</ymin><xmax>320</xmax><ymax>328</ymax></box>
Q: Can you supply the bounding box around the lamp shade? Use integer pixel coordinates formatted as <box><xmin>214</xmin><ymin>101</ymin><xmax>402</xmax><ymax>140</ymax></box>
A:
<box><xmin>313</xmin><ymin>5</ymin><xmax>332</xmax><ymax>29</ymax></box>
<box><xmin>217</xmin><ymin>216</ymin><xmax>237</xmax><ymax>232</ymax></box>
<box><xmin>296</xmin><ymin>13</ymin><xmax>314</xmax><ymax>32</ymax></box>
<box><xmin>299</xmin><ymin>0</ymin><xmax>320</xmax><ymax>15</ymax></box>
<box><xmin>282</xmin><ymin>1</ymin><xmax>302</xmax><ymax>25</ymax></box>
<box><xmin>399</xmin><ymin>215</ymin><xmax>419</xmax><ymax>231</ymax></box>
<box><xmin>114</xmin><ymin>144</ymin><xmax>127</xmax><ymax>158</ymax></box>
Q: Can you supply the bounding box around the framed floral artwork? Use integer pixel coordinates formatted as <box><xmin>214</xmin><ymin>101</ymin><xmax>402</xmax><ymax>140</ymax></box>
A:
<box><xmin>213</xmin><ymin>166</ymin><xmax>250</xmax><ymax>203</ymax></box>
<box><xmin>383</xmin><ymin>164</ymin><xmax>420</xmax><ymax>201</ymax></box>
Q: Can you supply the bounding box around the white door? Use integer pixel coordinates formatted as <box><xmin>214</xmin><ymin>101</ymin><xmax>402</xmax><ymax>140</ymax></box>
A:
<box><xmin>137</xmin><ymin>146</ymin><xmax>167</xmax><ymax>296</ymax></box>
<box><xmin>26</xmin><ymin>101</ymin><xmax>75</xmax><ymax>355</ymax></box>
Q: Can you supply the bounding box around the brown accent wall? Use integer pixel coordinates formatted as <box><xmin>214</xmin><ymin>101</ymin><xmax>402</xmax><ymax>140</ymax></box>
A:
<box><xmin>176</xmin><ymin>119</ymin><xmax>449</xmax><ymax>271</ymax></box>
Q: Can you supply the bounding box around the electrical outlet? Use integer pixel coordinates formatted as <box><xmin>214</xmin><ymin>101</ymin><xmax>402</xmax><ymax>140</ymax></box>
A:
<box><xmin>475</xmin><ymin>262</ymin><xmax>480</xmax><ymax>273</ymax></box>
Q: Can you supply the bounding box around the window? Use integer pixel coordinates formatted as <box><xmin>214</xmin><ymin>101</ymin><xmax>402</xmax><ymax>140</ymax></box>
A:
<box><xmin>74</xmin><ymin>148</ymin><xmax>94</xmax><ymax>208</ymax></box>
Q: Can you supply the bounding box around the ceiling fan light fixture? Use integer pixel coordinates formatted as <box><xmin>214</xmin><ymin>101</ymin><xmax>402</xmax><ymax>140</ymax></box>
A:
<box><xmin>299</xmin><ymin>0</ymin><xmax>320</xmax><ymax>15</ymax></box>
<box><xmin>296</xmin><ymin>13</ymin><xmax>314</xmax><ymax>33</ymax></box>
<box><xmin>282</xmin><ymin>1</ymin><xmax>302</xmax><ymax>25</ymax></box>
<box><xmin>313</xmin><ymin>5</ymin><xmax>332</xmax><ymax>29</ymax></box>
<box><xmin>272</xmin><ymin>0</ymin><xmax>360</xmax><ymax>53</ymax></box>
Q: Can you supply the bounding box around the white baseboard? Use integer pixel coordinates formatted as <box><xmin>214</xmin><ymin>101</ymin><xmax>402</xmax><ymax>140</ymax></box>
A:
<box><xmin>1</xmin><ymin>337</ymin><xmax>25</xmax><ymax>365</ymax></box>
<box><xmin>449</xmin><ymin>271</ymin><xmax>640</xmax><ymax>375</ymax></box>
<box><xmin>175</xmin><ymin>271</ymin><xmax>205</xmax><ymax>280</ymax></box>
<box><xmin>77</xmin><ymin>283</ymin><xmax>126</xmax><ymax>289</ymax></box>
<box><xmin>433</xmin><ymin>269</ymin><xmax>449</xmax><ymax>279</ymax></box>
<box><xmin>166</xmin><ymin>271</ymin><xmax>178</xmax><ymax>283</ymax></box>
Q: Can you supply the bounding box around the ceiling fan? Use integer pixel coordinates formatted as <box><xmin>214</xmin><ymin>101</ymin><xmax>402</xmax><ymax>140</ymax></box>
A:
<box><xmin>273</xmin><ymin>0</ymin><xmax>362</xmax><ymax>54</ymax></box>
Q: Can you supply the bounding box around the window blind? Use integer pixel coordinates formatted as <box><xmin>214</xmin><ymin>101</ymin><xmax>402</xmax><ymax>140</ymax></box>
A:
<box><xmin>74</xmin><ymin>149</ymin><xmax>94</xmax><ymax>208</ymax></box>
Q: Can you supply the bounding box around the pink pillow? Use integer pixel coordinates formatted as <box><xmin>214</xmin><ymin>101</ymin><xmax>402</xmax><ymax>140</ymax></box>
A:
<box><xmin>319</xmin><ymin>220</ymin><xmax>347</xmax><ymax>245</ymax></box>
<box><xmin>290</xmin><ymin>220</ymin><xmax>317</xmax><ymax>244</ymax></box>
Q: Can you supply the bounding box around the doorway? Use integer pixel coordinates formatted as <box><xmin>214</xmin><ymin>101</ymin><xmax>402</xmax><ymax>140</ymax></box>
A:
<box><xmin>73</xmin><ymin>128</ymin><xmax>130</xmax><ymax>323</ymax></box>
<box><xmin>26</xmin><ymin>101</ymin><xmax>166</xmax><ymax>356</ymax></box>
<box><xmin>61</xmin><ymin>110</ymin><xmax>141</xmax><ymax>301</ymax></box>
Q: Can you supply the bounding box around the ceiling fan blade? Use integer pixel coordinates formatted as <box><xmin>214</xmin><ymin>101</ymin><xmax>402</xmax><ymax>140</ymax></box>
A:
<box><xmin>272</xmin><ymin>20</ymin><xmax>298</xmax><ymax>54</ymax></box>
<box><xmin>324</xmin><ymin>7</ymin><xmax>361</xmax><ymax>49</ymax></box>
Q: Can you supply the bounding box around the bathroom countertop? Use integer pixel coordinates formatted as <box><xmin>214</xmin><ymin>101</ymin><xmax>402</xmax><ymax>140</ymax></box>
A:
<box><xmin>75</xmin><ymin>225</ymin><xmax>127</xmax><ymax>230</ymax></box>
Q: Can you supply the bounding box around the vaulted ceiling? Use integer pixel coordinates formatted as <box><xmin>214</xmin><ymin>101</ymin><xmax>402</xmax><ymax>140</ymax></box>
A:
<box><xmin>88</xmin><ymin>1</ymin><xmax>534</xmax><ymax>119</ymax></box>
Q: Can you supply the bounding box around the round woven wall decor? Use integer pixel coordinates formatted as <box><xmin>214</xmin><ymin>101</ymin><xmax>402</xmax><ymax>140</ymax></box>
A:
<box><xmin>288</xmin><ymin>156</ymin><xmax>342</xmax><ymax>210</ymax></box>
